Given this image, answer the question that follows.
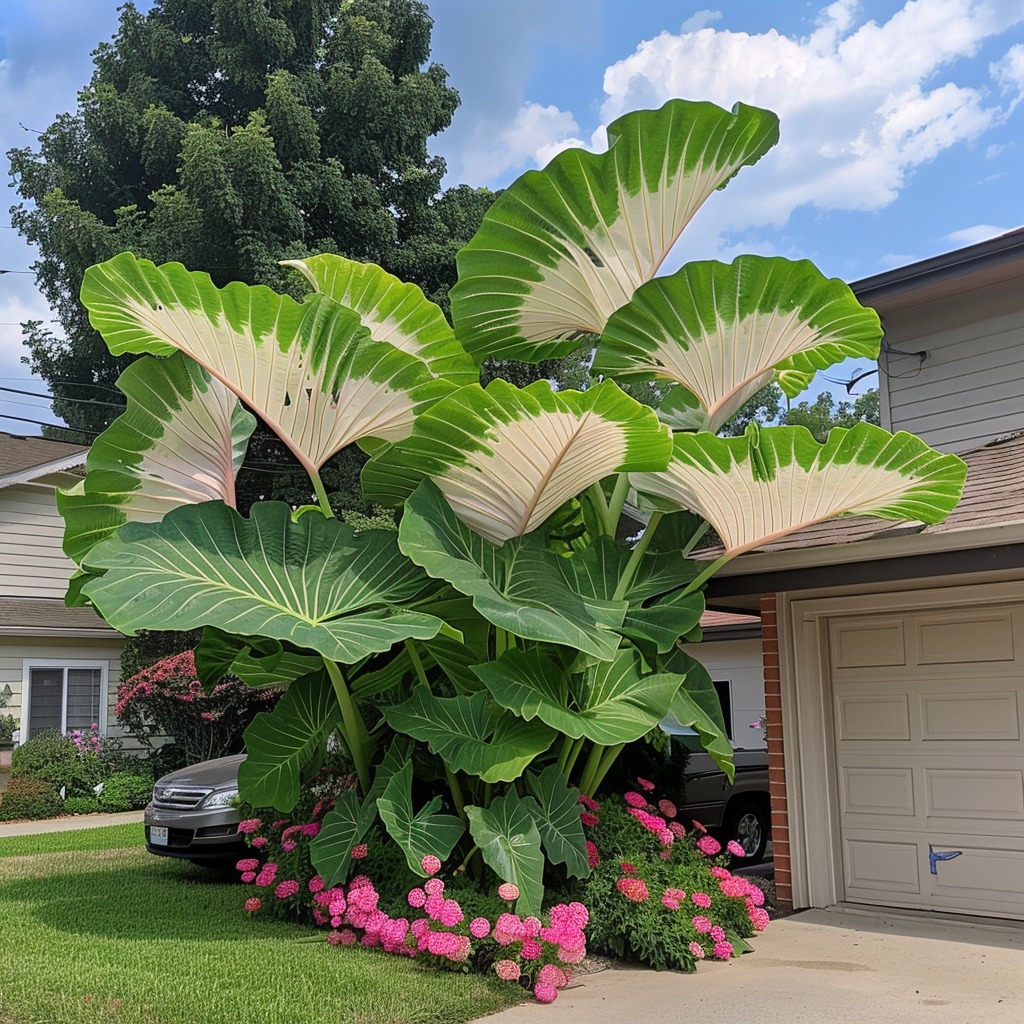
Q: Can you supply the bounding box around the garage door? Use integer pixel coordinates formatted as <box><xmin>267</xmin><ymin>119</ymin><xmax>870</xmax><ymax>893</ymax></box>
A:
<box><xmin>829</xmin><ymin>602</ymin><xmax>1024</xmax><ymax>920</ymax></box>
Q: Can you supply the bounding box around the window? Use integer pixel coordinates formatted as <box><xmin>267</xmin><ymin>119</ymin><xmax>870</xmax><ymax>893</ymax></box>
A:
<box><xmin>22</xmin><ymin>661</ymin><xmax>108</xmax><ymax>740</ymax></box>
<box><xmin>712</xmin><ymin>679</ymin><xmax>733</xmax><ymax>741</ymax></box>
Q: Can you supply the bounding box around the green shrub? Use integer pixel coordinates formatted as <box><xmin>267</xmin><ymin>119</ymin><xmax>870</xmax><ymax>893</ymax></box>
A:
<box><xmin>0</xmin><ymin>778</ymin><xmax>64</xmax><ymax>821</ymax></box>
<box><xmin>97</xmin><ymin>773</ymin><xmax>153</xmax><ymax>812</ymax></box>
<box><xmin>11</xmin><ymin>728</ymin><xmax>149</xmax><ymax>797</ymax></box>
<box><xmin>63</xmin><ymin>797</ymin><xmax>100</xmax><ymax>815</ymax></box>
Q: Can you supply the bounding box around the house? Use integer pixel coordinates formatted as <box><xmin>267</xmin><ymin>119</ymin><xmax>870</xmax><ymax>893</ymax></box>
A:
<box><xmin>0</xmin><ymin>433</ymin><xmax>125</xmax><ymax>744</ymax></box>
<box><xmin>705</xmin><ymin>229</ymin><xmax>1024</xmax><ymax>922</ymax></box>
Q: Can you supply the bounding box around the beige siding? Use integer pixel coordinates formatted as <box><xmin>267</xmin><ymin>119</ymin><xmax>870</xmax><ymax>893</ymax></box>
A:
<box><xmin>880</xmin><ymin>286</ymin><xmax>1024</xmax><ymax>453</ymax></box>
<box><xmin>0</xmin><ymin>637</ymin><xmax>138</xmax><ymax>749</ymax></box>
<box><xmin>0</xmin><ymin>483</ymin><xmax>78</xmax><ymax>599</ymax></box>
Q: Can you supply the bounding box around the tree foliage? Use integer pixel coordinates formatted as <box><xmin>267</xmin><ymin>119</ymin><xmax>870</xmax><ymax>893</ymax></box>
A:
<box><xmin>720</xmin><ymin>383</ymin><xmax>879</xmax><ymax>441</ymax></box>
<box><xmin>9</xmin><ymin>0</ymin><xmax>491</xmax><ymax>514</ymax></box>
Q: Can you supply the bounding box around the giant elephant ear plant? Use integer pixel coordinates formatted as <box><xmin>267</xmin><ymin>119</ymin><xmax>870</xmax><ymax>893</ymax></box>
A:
<box><xmin>59</xmin><ymin>98</ymin><xmax>967</xmax><ymax>917</ymax></box>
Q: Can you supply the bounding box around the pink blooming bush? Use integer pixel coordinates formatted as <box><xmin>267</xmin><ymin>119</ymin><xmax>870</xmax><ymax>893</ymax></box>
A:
<box><xmin>116</xmin><ymin>650</ymin><xmax>279</xmax><ymax>769</ymax></box>
<box><xmin>578</xmin><ymin>778</ymin><xmax>769</xmax><ymax>972</ymax></box>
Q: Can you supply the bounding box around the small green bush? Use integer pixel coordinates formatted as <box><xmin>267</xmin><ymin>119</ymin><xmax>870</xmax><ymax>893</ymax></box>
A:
<box><xmin>11</xmin><ymin>728</ymin><xmax>149</xmax><ymax>797</ymax></box>
<box><xmin>0</xmin><ymin>778</ymin><xmax>64</xmax><ymax>821</ymax></box>
<box><xmin>98</xmin><ymin>772</ymin><xmax>153</xmax><ymax>812</ymax></box>
<box><xmin>63</xmin><ymin>797</ymin><xmax>100</xmax><ymax>815</ymax></box>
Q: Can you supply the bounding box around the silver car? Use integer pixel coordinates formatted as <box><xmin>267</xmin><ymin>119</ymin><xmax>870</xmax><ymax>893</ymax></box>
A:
<box><xmin>144</xmin><ymin>753</ymin><xmax>247</xmax><ymax>867</ymax></box>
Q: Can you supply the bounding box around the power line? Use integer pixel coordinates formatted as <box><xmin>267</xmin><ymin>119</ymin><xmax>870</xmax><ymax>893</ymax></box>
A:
<box><xmin>0</xmin><ymin>384</ymin><xmax>126</xmax><ymax>410</ymax></box>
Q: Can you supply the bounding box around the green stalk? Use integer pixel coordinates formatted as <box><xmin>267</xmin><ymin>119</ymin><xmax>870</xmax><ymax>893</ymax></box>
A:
<box><xmin>322</xmin><ymin>659</ymin><xmax>371</xmax><ymax>793</ymax></box>
<box><xmin>587</xmin><ymin>482</ymin><xmax>613</xmax><ymax>536</ymax></box>
<box><xmin>606</xmin><ymin>473</ymin><xmax>631</xmax><ymax>532</ymax></box>
<box><xmin>680</xmin><ymin>520</ymin><xmax>711</xmax><ymax>557</ymax></box>
<box><xmin>454</xmin><ymin>844</ymin><xmax>480</xmax><ymax>877</ymax></box>
<box><xmin>310</xmin><ymin>467</ymin><xmax>336</xmax><ymax>519</ymax></box>
<box><xmin>612</xmin><ymin>511</ymin><xmax>663</xmax><ymax>601</ymax></box>
<box><xmin>404</xmin><ymin>639</ymin><xmax>429</xmax><ymax>688</ymax></box>
<box><xmin>577</xmin><ymin>742</ymin><xmax>605</xmax><ymax>798</ymax></box>
<box><xmin>679</xmin><ymin>552</ymin><xmax>732</xmax><ymax>597</ymax></box>
<box><xmin>563</xmin><ymin>736</ymin><xmax>587</xmax><ymax>778</ymax></box>
<box><xmin>444</xmin><ymin>763</ymin><xmax>468</xmax><ymax>827</ymax></box>
<box><xmin>589</xmin><ymin>742</ymin><xmax>626</xmax><ymax>795</ymax></box>
<box><xmin>555</xmin><ymin>734</ymin><xmax>575</xmax><ymax>775</ymax></box>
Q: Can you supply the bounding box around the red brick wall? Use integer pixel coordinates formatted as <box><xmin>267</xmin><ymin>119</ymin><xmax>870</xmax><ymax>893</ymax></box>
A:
<box><xmin>760</xmin><ymin>593</ymin><xmax>792</xmax><ymax>910</ymax></box>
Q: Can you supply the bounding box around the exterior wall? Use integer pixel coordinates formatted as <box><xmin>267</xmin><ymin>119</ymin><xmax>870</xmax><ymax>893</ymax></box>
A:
<box><xmin>0</xmin><ymin>636</ymin><xmax>130</xmax><ymax>747</ymax></box>
<box><xmin>760</xmin><ymin>593</ymin><xmax>792</xmax><ymax>911</ymax></box>
<box><xmin>687</xmin><ymin>637</ymin><xmax>766</xmax><ymax>749</ymax></box>
<box><xmin>878</xmin><ymin>282</ymin><xmax>1024</xmax><ymax>453</ymax></box>
<box><xmin>0</xmin><ymin>479</ymin><xmax>79</xmax><ymax>599</ymax></box>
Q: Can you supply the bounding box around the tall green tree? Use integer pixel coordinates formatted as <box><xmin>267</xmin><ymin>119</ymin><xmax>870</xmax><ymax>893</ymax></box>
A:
<box><xmin>784</xmin><ymin>388</ymin><xmax>880</xmax><ymax>441</ymax></box>
<box><xmin>9</xmin><ymin>0</ymin><xmax>488</xmax><ymax>509</ymax></box>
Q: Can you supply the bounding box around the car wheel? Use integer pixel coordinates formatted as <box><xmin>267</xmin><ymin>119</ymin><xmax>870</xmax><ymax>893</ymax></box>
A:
<box><xmin>723</xmin><ymin>798</ymin><xmax>769</xmax><ymax>864</ymax></box>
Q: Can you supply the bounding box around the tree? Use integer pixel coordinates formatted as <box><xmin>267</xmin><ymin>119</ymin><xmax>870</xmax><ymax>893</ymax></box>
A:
<box><xmin>9</xmin><ymin>0</ymin><xmax>490</xmax><ymax>507</ymax></box>
<box><xmin>784</xmin><ymin>388</ymin><xmax>880</xmax><ymax>442</ymax></box>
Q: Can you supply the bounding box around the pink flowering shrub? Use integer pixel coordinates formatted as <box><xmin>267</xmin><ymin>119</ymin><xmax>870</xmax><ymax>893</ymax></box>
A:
<box><xmin>579</xmin><ymin>779</ymin><xmax>769</xmax><ymax>972</ymax></box>
<box><xmin>115</xmin><ymin>651</ymin><xmax>280</xmax><ymax>770</ymax></box>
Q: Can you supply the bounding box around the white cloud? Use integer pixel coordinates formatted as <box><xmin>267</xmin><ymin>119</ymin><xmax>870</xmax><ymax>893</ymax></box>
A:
<box><xmin>680</xmin><ymin>10</ymin><xmax>723</xmax><ymax>33</ymax></box>
<box><xmin>459</xmin><ymin>102</ymin><xmax>581</xmax><ymax>182</ymax></box>
<box><xmin>945</xmin><ymin>223</ymin><xmax>1014</xmax><ymax>245</ymax></box>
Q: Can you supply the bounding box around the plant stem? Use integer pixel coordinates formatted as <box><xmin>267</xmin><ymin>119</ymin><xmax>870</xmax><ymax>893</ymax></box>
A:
<box><xmin>310</xmin><ymin>468</ymin><xmax>335</xmax><ymax>519</ymax></box>
<box><xmin>444</xmin><ymin>763</ymin><xmax>468</xmax><ymax>827</ymax></box>
<box><xmin>587</xmin><ymin>482</ymin><xmax>612</xmax><ymax>536</ymax></box>
<box><xmin>589</xmin><ymin>742</ymin><xmax>626</xmax><ymax>795</ymax></box>
<box><xmin>612</xmin><ymin>512</ymin><xmax>663</xmax><ymax>601</ymax></box>
<box><xmin>606</xmin><ymin>473</ymin><xmax>630</xmax><ymax>533</ymax></box>
<box><xmin>405</xmin><ymin>639</ymin><xmax>429</xmax><ymax>688</ymax></box>
<box><xmin>679</xmin><ymin>552</ymin><xmax>732</xmax><ymax>597</ymax></box>
<box><xmin>563</xmin><ymin>736</ymin><xmax>586</xmax><ymax>778</ymax></box>
<box><xmin>454</xmin><ymin>844</ymin><xmax>480</xmax><ymax>877</ymax></box>
<box><xmin>322</xmin><ymin>659</ymin><xmax>371</xmax><ymax>793</ymax></box>
<box><xmin>577</xmin><ymin>743</ymin><xmax>605</xmax><ymax>798</ymax></box>
<box><xmin>680</xmin><ymin>520</ymin><xmax>710</xmax><ymax>556</ymax></box>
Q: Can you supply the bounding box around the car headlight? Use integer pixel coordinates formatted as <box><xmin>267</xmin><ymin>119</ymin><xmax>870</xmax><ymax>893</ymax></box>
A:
<box><xmin>202</xmin><ymin>788</ymin><xmax>239</xmax><ymax>809</ymax></box>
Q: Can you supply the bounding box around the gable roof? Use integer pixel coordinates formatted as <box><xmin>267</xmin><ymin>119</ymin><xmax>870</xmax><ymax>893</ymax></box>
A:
<box><xmin>0</xmin><ymin>432</ymin><xmax>87</xmax><ymax>488</ymax></box>
<box><xmin>0</xmin><ymin>597</ymin><xmax>120</xmax><ymax>638</ymax></box>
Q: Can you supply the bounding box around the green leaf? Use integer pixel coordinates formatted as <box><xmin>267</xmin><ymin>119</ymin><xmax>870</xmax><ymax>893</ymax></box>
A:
<box><xmin>383</xmin><ymin>688</ymin><xmax>555</xmax><ymax>783</ymax></box>
<box><xmin>376</xmin><ymin>762</ymin><xmax>465</xmax><ymax>876</ymax></box>
<box><xmin>524</xmin><ymin>765</ymin><xmax>590</xmax><ymax>879</ymax></box>
<box><xmin>362</xmin><ymin>378</ymin><xmax>671</xmax><ymax>544</ymax></box>
<box><xmin>595</xmin><ymin>256</ymin><xmax>882</xmax><ymax>432</ymax></box>
<box><xmin>79</xmin><ymin>501</ymin><xmax>446</xmax><ymax>663</ymax></box>
<box><xmin>239</xmin><ymin>670</ymin><xmax>337</xmax><ymax>811</ymax></box>
<box><xmin>631</xmin><ymin>423</ymin><xmax>969</xmax><ymax>557</ymax></box>
<box><xmin>475</xmin><ymin>648</ymin><xmax>683</xmax><ymax>745</ymax></box>
<box><xmin>282</xmin><ymin>254</ymin><xmax>477</xmax><ymax>385</ymax></box>
<box><xmin>660</xmin><ymin>646</ymin><xmax>734</xmax><ymax>778</ymax></box>
<box><xmin>465</xmin><ymin>791</ymin><xmax>545</xmax><ymax>917</ymax></box>
<box><xmin>80</xmin><ymin>252</ymin><xmax>453</xmax><ymax>479</ymax></box>
<box><xmin>451</xmin><ymin>99</ymin><xmax>779</xmax><ymax>362</ymax></box>
<box><xmin>58</xmin><ymin>353</ymin><xmax>255</xmax><ymax>564</ymax></box>
<box><xmin>194</xmin><ymin>628</ymin><xmax>320</xmax><ymax>688</ymax></box>
<box><xmin>311</xmin><ymin>789</ymin><xmax>378</xmax><ymax>886</ymax></box>
<box><xmin>397</xmin><ymin>480</ymin><xmax>625</xmax><ymax>660</ymax></box>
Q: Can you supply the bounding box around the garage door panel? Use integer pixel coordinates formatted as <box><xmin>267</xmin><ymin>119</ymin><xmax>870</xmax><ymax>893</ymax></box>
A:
<box><xmin>929</xmin><ymin>845</ymin><xmax>1024</xmax><ymax>918</ymax></box>
<box><xmin>837</xmin><ymin>694</ymin><xmax>911</xmax><ymax>741</ymax></box>
<box><xmin>925</xmin><ymin>769</ymin><xmax>1024</xmax><ymax>821</ymax></box>
<box><xmin>844</xmin><ymin>837</ymin><xmax>921</xmax><ymax>895</ymax></box>
<box><xmin>830</xmin><ymin>619</ymin><xmax>906</xmax><ymax>669</ymax></box>
<box><xmin>916</xmin><ymin>611</ymin><xmax>1016</xmax><ymax>664</ymax></box>
<box><xmin>841</xmin><ymin>767</ymin><xmax>916</xmax><ymax>817</ymax></box>
<box><xmin>920</xmin><ymin>690</ymin><xmax>1021</xmax><ymax>741</ymax></box>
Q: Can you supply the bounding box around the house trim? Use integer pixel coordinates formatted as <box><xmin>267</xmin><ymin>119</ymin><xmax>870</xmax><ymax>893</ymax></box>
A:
<box><xmin>0</xmin><ymin>453</ymin><xmax>85</xmax><ymax>490</ymax></box>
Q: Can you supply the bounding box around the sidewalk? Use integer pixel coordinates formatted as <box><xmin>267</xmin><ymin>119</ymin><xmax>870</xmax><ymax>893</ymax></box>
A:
<box><xmin>0</xmin><ymin>810</ymin><xmax>143</xmax><ymax>838</ymax></box>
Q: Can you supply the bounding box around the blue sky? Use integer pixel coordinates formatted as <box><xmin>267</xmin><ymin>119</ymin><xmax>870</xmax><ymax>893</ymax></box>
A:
<box><xmin>2</xmin><ymin>0</ymin><xmax>1024</xmax><ymax>432</ymax></box>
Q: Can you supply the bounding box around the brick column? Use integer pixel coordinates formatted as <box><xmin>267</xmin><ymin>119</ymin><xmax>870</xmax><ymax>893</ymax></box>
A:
<box><xmin>760</xmin><ymin>592</ymin><xmax>793</xmax><ymax>911</ymax></box>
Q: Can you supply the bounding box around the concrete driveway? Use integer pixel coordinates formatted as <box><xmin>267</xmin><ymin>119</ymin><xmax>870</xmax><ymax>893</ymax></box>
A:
<box><xmin>483</xmin><ymin>905</ymin><xmax>1024</xmax><ymax>1024</ymax></box>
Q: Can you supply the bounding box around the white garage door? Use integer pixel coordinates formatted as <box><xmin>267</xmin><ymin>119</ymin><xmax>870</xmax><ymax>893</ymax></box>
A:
<box><xmin>829</xmin><ymin>602</ymin><xmax>1024</xmax><ymax>920</ymax></box>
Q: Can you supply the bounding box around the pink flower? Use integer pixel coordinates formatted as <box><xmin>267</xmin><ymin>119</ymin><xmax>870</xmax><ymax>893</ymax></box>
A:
<box><xmin>663</xmin><ymin>888</ymin><xmax>686</xmax><ymax>901</ymax></box>
<box><xmin>750</xmin><ymin>907</ymin><xmax>771</xmax><ymax>931</ymax></box>
<box><xmin>619</xmin><ymin>861</ymin><xmax>637</xmax><ymax>875</ymax></box>
<box><xmin>424</xmin><ymin>893</ymin><xmax>445</xmax><ymax>919</ymax></box>
<box><xmin>586</xmin><ymin>840</ymin><xmax>600</xmax><ymax>868</ymax></box>
<box><xmin>658</xmin><ymin>799</ymin><xmax>677</xmax><ymax>818</ymax></box>
<box><xmin>691</xmin><ymin>819</ymin><xmax>707</xmax><ymax>833</ymax></box>
<box><xmin>668</xmin><ymin>821</ymin><xmax>686</xmax><ymax>839</ymax></box>
<box><xmin>439</xmin><ymin>899</ymin><xmax>464</xmax><ymax>927</ymax></box>
<box><xmin>616</xmin><ymin>877</ymin><xmax>649</xmax><ymax>902</ymax></box>
<box><xmin>691</xmin><ymin>915</ymin><xmax>712</xmax><ymax>934</ymax></box>
<box><xmin>497</xmin><ymin>882</ymin><xmax>520</xmax><ymax>901</ymax></box>
<box><xmin>521</xmin><ymin>938</ymin><xmax>542</xmax><ymax>960</ymax></box>
<box><xmin>659</xmin><ymin>849</ymin><xmax>672</xmax><ymax>860</ymax></box>
<box><xmin>240</xmin><ymin>871</ymin><xmax>256</xmax><ymax>883</ymax></box>
<box><xmin>696</xmin><ymin>835</ymin><xmax>722</xmax><ymax>856</ymax></box>
<box><xmin>578</xmin><ymin>794</ymin><xmax>600</xmax><ymax>812</ymax></box>
<box><xmin>747</xmin><ymin>887</ymin><xmax>766</xmax><ymax>907</ymax></box>
<box><xmin>236</xmin><ymin>858</ymin><xmax>259</xmax><ymax>872</ymax></box>
<box><xmin>623</xmin><ymin>791</ymin><xmax>647</xmax><ymax>808</ymax></box>
<box><xmin>237</xmin><ymin>819</ymin><xmax>262</xmax><ymax>834</ymax></box>
<box><xmin>326</xmin><ymin>930</ymin><xmax>342</xmax><ymax>945</ymax></box>
<box><xmin>534</xmin><ymin>983</ymin><xmax>558</xmax><ymax>1004</ymax></box>
<box><xmin>558</xmin><ymin>944</ymin><xmax>587</xmax><ymax>965</ymax></box>
<box><xmin>470</xmin><ymin>917</ymin><xmax>491</xmax><ymax>938</ymax></box>
<box><xmin>244</xmin><ymin>897</ymin><xmax>261</xmax><ymax>913</ymax></box>
<box><xmin>254</xmin><ymin>862</ymin><xmax>278</xmax><ymax>887</ymax></box>
<box><xmin>662</xmin><ymin>896</ymin><xmax>680</xmax><ymax>910</ymax></box>
<box><xmin>688</xmin><ymin>941</ymin><xmax>706</xmax><ymax>960</ymax></box>
<box><xmin>537</xmin><ymin>965</ymin><xmax>568</xmax><ymax>989</ymax></box>
<box><xmin>281</xmin><ymin>840</ymin><xmax>297</xmax><ymax>853</ymax></box>
<box><xmin>720</xmin><ymin>877</ymin><xmax>751</xmax><ymax>898</ymax></box>
<box><xmin>691</xmin><ymin>891</ymin><xmax>712</xmax><ymax>908</ymax></box>
<box><xmin>636</xmin><ymin>777</ymin><xmax>655</xmax><ymax>791</ymax></box>
<box><xmin>710</xmin><ymin>925</ymin><xmax>725</xmax><ymax>942</ymax></box>
<box><xmin>727</xmin><ymin>839</ymin><xmax>747</xmax><ymax>858</ymax></box>
<box><xmin>339</xmin><ymin>929</ymin><xmax>357</xmax><ymax>945</ymax></box>
<box><xmin>251</xmin><ymin>836</ymin><xmax>268</xmax><ymax>849</ymax></box>
<box><xmin>308</xmin><ymin>876</ymin><xmax>324</xmax><ymax>893</ymax></box>
<box><xmin>350</xmin><ymin>844</ymin><xmax>368</xmax><ymax>860</ymax></box>
<box><xmin>274</xmin><ymin>879</ymin><xmax>300</xmax><ymax>899</ymax></box>
<box><xmin>713</xmin><ymin>940</ymin><xmax>734</xmax><ymax>959</ymax></box>
<box><xmin>421</xmin><ymin>855</ymin><xmax>442</xmax><ymax>876</ymax></box>
<box><xmin>424</xmin><ymin>877</ymin><xmax>445</xmax><ymax>896</ymax></box>
<box><xmin>710</xmin><ymin>866</ymin><xmax>731</xmax><ymax>880</ymax></box>
<box><xmin>494</xmin><ymin>960</ymin><xmax>520</xmax><ymax>981</ymax></box>
<box><xmin>301</xmin><ymin>822</ymin><xmax>321</xmax><ymax>837</ymax></box>
<box><xmin>580</xmin><ymin>811</ymin><xmax>599</xmax><ymax>827</ymax></box>
<box><xmin>658</xmin><ymin>829</ymin><xmax>675</xmax><ymax>847</ymax></box>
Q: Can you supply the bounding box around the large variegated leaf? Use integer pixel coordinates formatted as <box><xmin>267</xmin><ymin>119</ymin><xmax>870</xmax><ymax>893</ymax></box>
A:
<box><xmin>58</xmin><ymin>353</ymin><xmax>254</xmax><ymax>564</ymax></box>
<box><xmin>376</xmin><ymin>762</ymin><xmax>465</xmax><ymax>877</ymax></box>
<box><xmin>660</xmin><ymin>646</ymin><xmax>734</xmax><ymax>777</ymax></box>
<box><xmin>450</xmin><ymin>99</ymin><xmax>779</xmax><ymax>363</ymax></box>
<box><xmin>466</xmin><ymin>791</ymin><xmax>545</xmax><ymax>918</ymax></box>
<box><xmin>79</xmin><ymin>501</ymin><xmax>446</xmax><ymax>663</ymax></box>
<box><xmin>239</xmin><ymin>669</ymin><xmax>337</xmax><ymax>810</ymax></box>
<box><xmin>80</xmin><ymin>253</ymin><xmax>453</xmax><ymax>478</ymax></box>
<box><xmin>383</xmin><ymin>688</ymin><xmax>555</xmax><ymax>782</ymax></box>
<box><xmin>311</xmin><ymin>789</ymin><xmax>379</xmax><ymax>886</ymax></box>
<box><xmin>474</xmin><ymin>648</ymin><xmax>683</xmax><ymax>745</ymax></box>
<box><xmin>524</xmin><ymin>765</ymin><xmax>590</xmax><ymax>879</ymax></box>
<box><xmin>631</xmin><ymin>423</ymin><xmax>969</xmax><ymax>558</ymax></box>
<box><xmin>397</xmin><ymin>479</ymin><xmax>625</xmax><ymax>660</ymax></box>
<box><xmin>363</xmin><ymin>379</ymin><xmax>671</xmax><ymax>545</ymax></box>
<box><xmin>595</xmin><ymin>256</ymin><xmax>883</xmax><ymax>432</ymax></box>
<box><xmin>282</xmin><ymin>254</ymin><xmax>477</xmax><ymax>385</ymax></box>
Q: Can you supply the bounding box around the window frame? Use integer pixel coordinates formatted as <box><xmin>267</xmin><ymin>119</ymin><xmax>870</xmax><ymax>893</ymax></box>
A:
<box><xmin>21</xmin><ymin>659</ymin><xmax>109</xmax><ymax>738</ymax></box>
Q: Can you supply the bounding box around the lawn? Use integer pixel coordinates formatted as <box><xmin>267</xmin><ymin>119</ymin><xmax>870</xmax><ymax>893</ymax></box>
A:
<box><xmin>0</xmin><ymin>826</ymin><xmax>524</xmax><ymax>1024</ymax></box>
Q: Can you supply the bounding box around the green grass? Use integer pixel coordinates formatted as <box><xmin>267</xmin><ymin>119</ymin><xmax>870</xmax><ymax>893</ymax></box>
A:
<box><xmin>0</xmin><ymin>839</ymin><xmax>524</xmax><ymax>1024</ymax></box>
<box><xmin>0</xmin><ymin>823</ymin><xmax>146</xmax><ymax>858</ymax></box>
